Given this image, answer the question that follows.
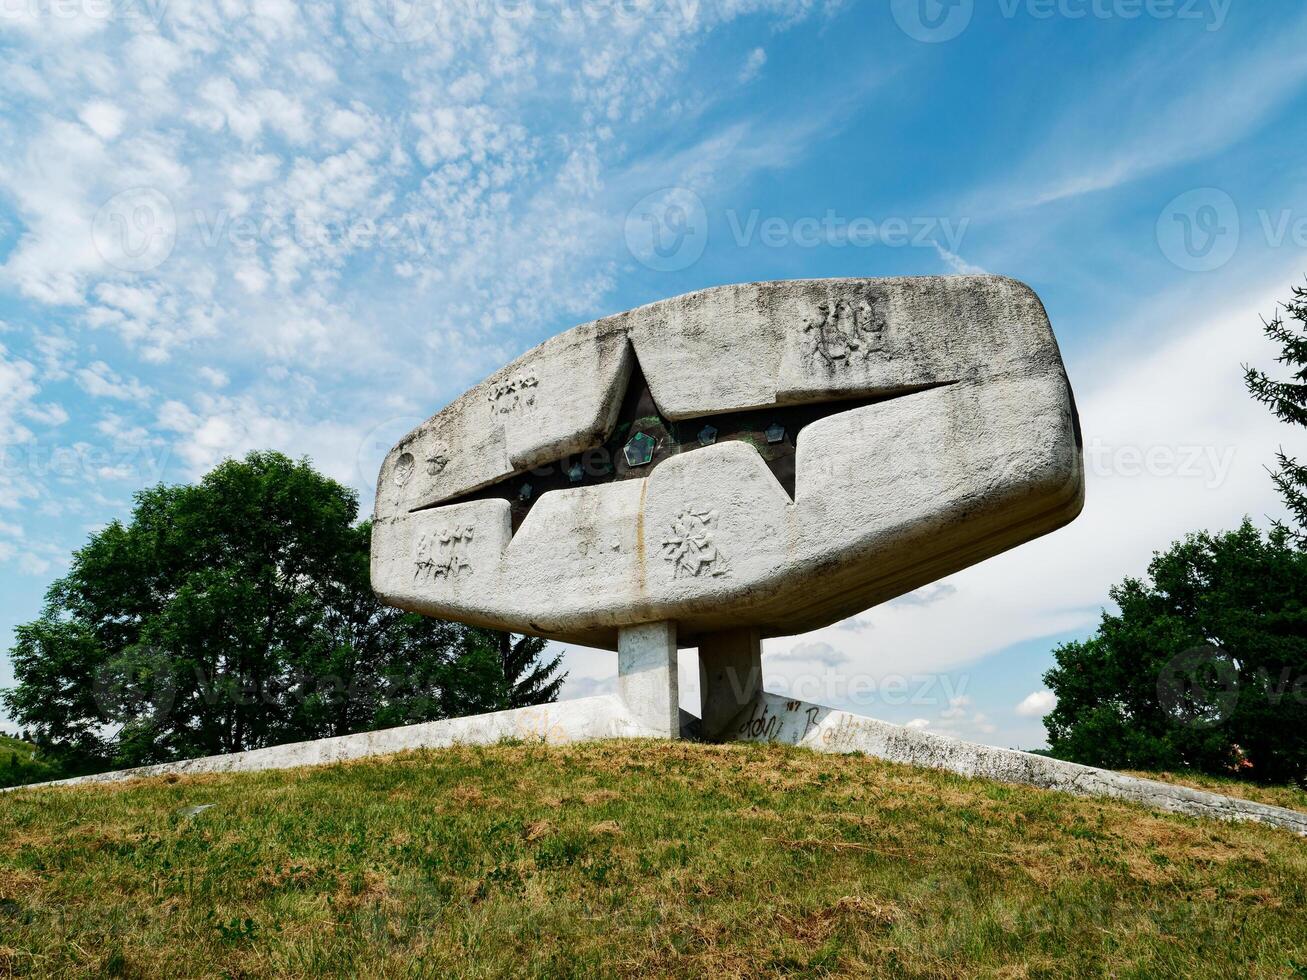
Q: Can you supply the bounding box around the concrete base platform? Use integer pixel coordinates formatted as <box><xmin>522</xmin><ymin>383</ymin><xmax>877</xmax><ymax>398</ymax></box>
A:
<box><xmin>7</xmin><ymin>693</ymin><xmax>1305</xmax><ymax>836</ymax></box>
<box><xmin>4</xmin><ymin>696</ymin><xmax>672</xmax><ymax>790</ymax></box>
<box><xmin>726</xmin><ymin>692</ymin><xmax>1307</xmax><ymax>836</ymax></box>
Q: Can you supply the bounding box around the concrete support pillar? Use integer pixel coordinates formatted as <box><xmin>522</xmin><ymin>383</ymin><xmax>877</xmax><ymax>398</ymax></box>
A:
<box><xmin>617</xmin><ymin>621</ymin><xmax>679</xmax><ymax>738</ymax></box>
<box><xmin>698</xmin><ymin>627</ymin><xmax>763</xmax><ymax>739</ymax></box>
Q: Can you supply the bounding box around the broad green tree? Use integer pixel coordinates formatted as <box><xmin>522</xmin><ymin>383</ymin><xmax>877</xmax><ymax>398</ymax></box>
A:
<box><xmin>2</xmin><ymin>451</ymin><xmax>564</xmax><ymax>777</ymax></box>
<box><xmin>1042</xmin><ymin>521</ymin><xmax>1307</xmax><ymax>784</ymax></box>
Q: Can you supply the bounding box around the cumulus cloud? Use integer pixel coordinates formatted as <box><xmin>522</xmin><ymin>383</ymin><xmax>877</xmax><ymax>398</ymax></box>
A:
<box><xmin>889</xmin><ymin>583</ymin><xmax>958</xmax><ymax>608</ymax></box>
<box><xmin>1015</xmin><ymin>690</ymin><xmax>1057</xmax><ymax>718</ymax></box>
<box><xmin>0</xmin><ymin>345</ymin><xmax>40</xmax><ymax>444</ymax></box>
<box><xmin>75</xmin><ymin>362</ymin><xmax>151</xmax><ymax>402</ymax></box>
<box><xmin>79</xmin><ymin>100</ymin><xmax>126</xmax><ymax>141</ymax></box>
<box><xmin>766</xmin><ymin>641</ymin><xmax>849</xmax><ymax>668</ymax></box>
<box><xmin>940</xmin><ymin>695</ymin><xmax>971</xmax><ymax>720</ymax></box>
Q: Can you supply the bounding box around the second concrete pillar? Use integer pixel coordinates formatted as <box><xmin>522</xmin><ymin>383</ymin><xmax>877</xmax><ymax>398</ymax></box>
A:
<box><xmin>698</xmin><ymin>627</ymin><xmax>763</xmax><ymax>739</ymax></box>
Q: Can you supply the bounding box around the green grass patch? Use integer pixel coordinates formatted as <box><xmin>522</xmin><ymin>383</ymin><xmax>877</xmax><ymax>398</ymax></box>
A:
<box><xmin>0</xmin><ymin>736</ymin><xmax>60</xmax><ymax>790</ymax></box>
<box><xmin>1</xmin><ymin>740</ymin><xmax>1305</xmax><ymax>978</ymax></box>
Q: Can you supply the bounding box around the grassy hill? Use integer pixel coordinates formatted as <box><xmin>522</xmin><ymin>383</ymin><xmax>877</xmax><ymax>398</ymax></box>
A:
<box><xmin>1</xmin><ymin>741</ymin><xmax>1305</xmax><ymax>979</ymax></box>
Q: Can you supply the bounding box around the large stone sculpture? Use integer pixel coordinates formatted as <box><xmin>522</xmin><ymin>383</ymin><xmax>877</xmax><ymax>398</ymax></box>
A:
<box><xmin>22</xmin><ymin>278</ymin><xmax>1307</xmax><ymax>835</ymax></box>
<box><xmin>370</xmin><ymin>276</ymin><xmax>1085</xmax><ymax>738</ymax></box>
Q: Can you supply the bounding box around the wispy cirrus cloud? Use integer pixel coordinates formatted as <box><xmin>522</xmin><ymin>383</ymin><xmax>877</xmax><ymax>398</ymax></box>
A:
<box><xmin>961</xmin><ymin>10</ymin><xmax>1307</xmax><ymax>216</ymax></box>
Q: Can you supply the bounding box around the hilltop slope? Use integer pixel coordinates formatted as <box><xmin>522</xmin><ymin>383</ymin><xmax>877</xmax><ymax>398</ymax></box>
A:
<box><xmin>1</xmin><ymin>740</ymin><xmax>1305</xmax><ymax>978</ymax></box>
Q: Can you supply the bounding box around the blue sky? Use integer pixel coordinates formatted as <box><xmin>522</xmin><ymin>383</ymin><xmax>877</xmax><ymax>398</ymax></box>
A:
<box><xmin>1</xmin><ymin>0</ymin><xmax>1304</xmax><ymax>748</ymax></box>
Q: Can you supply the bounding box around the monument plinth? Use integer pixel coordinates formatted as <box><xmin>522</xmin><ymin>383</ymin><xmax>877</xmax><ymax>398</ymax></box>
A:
<box><xmin>370</xmin><ymin>276</ymin><xmax>1085</xmax><ymax>736</ymax></box>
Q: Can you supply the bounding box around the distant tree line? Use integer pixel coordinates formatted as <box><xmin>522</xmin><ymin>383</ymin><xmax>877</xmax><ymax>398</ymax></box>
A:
<box><xmin>1</xmin><ymin>452</ymin><xmax>564</xmax><ymax>786</ymax></box>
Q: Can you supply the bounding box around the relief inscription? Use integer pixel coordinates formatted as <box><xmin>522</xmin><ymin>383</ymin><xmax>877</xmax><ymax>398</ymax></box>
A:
<box><xmin>488</xmin><ymin>372</ymin><xmax>540</xmax><ymax>417</ymax></box>
<box><xmin>414</xmin><ymin>525</ymin><xmax>475</xmax><ymax>583</ymax></box>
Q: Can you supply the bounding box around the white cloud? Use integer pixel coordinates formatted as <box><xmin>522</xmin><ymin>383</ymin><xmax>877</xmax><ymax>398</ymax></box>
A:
<box><xmin>888</xmin><ymin>583</ymin><xmax>957</xmax><ymax>607</ymax></box>
<box><xmin>968</xmin><ymin>15</ymin><xmax>1307</xmax><ymax>214</ymax></box>
<box><xmin>766</xmin><ymin>641</ymin><xmax>849</xmax><ymax>668</ymax></box>
<box><xmin>933</xmin><ymin>244</ymin><xmax>987</xmax><ymax>275</ymax></box>
<box><xmin>95</xmin><ymin>412</ymin><xmax>157</xmax><ymax>451</ymax></box>
<box><xmin>75</xmin><ymin>362</ymin><xmax>151</xmax><ymax>402</ymax></box>
<box><xmin>24</xmin><ymin>402</ymin><xmax>69</xmax><ymax>426</ymax></box>
<box><xmin>0</xmin><ymin>345</ymin><xmax>40</xmax><ymax>444</ymax></box>
<box><xmin>229</xmin><ymin>153</ymin><xmax>282</xmax><ymax>187</ymax></box>
<box><xmin>738</xmin><ymin>47</ymin><xmax>767</xmax><ymax>84</ymax></box>
<box><xmin>940</xmin><ymin>695</ymin><xmax>971</xmax><ymax>720</ymax></box>
<box><xmin>198</xmin><ymin>367</ymin><xmax>230</xmax><ymax>388</ymax></box>
<box><xmin>79</xmin><ymin>100</ymin><xmax>126</xmax><ymax>141</ymax></box>
<box><xmin>156</xmin><ymin>391</ymin><xmax>377</xmax><ymax>486</ymax></box>
<box><xmin>1016</xmin><ymin>690</ymin><xmax>1057</xmax><ymax>718</ymax></box>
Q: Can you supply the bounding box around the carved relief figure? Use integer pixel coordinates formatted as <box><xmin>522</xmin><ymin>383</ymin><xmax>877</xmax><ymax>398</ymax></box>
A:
<box><xmin>425</xmin><ymin>442</ymin><xmax>451</xmax><ymax>476</ymax></box>
<box><xmin>661</xmin><ymin>508</ymin><xmax>730</xmax><ymax>579</ymax></box>
<box><xmin>804</xmin><ymin>296</ymin><xmax>887</xmax><ymax>367</ymax></box>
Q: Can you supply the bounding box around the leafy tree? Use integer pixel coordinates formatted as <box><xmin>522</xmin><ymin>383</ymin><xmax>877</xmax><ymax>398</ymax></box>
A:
<box><xmin>2</xmin><ymin>451</ymin><xmax>564</xmax><ymax>777</ymax></box>
<box><xmin>1042</xmin><ymin>520</ymin><xmax>1307</xmax><ymax>785</ymax></box>
<box><xmin>1245</xmin><ymin>282</ymin><xmax>1307</xmax><ymax>547</ymax></box>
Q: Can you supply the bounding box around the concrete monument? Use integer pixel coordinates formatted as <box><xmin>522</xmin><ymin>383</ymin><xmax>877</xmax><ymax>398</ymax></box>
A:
<box><xmin>18</xmin><ymin>280</ymin><xmax>1307</xmax><ymax>836</ymax></box>
<box><xmin>370</xmin><ymin>276</ymin><xmax>1085</xmax><ymax>738</ymax></box>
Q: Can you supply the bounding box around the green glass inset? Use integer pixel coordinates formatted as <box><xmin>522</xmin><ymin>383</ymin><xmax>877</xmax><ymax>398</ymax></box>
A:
<box><xmin>624</xmin><ymin>432</ymin><xmax>656</xmax><ymax>466</ymax></box>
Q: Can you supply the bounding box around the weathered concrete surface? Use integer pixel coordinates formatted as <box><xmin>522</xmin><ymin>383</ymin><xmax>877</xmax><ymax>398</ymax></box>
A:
<box><xmin>617</xmin><ymin>622</ymin><xmax>679</xmax><ymax>738</ymax></box>
<box><xmin>9</xmin><ymin>694</ymin><xmax>1304</xmax><ymax>836</ymax></box>
<box><xmin>728</xmin><ymin>692</ymin><xmax>1307</xmax><ymax>836</ymax></box>
<box><xmin>698</xmin><ymin>628</ymin><xmax>763</xmax><ymax>739</ymax></box>
<box><xmin>1</xmin><ymin>697</ymin><xmax>659</xmax><ymax>791</ymax></box>
<box><xmin>371</xmin><ymin>276</ymin><xmax>1085</xmax><ymax>649</ymax></box>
